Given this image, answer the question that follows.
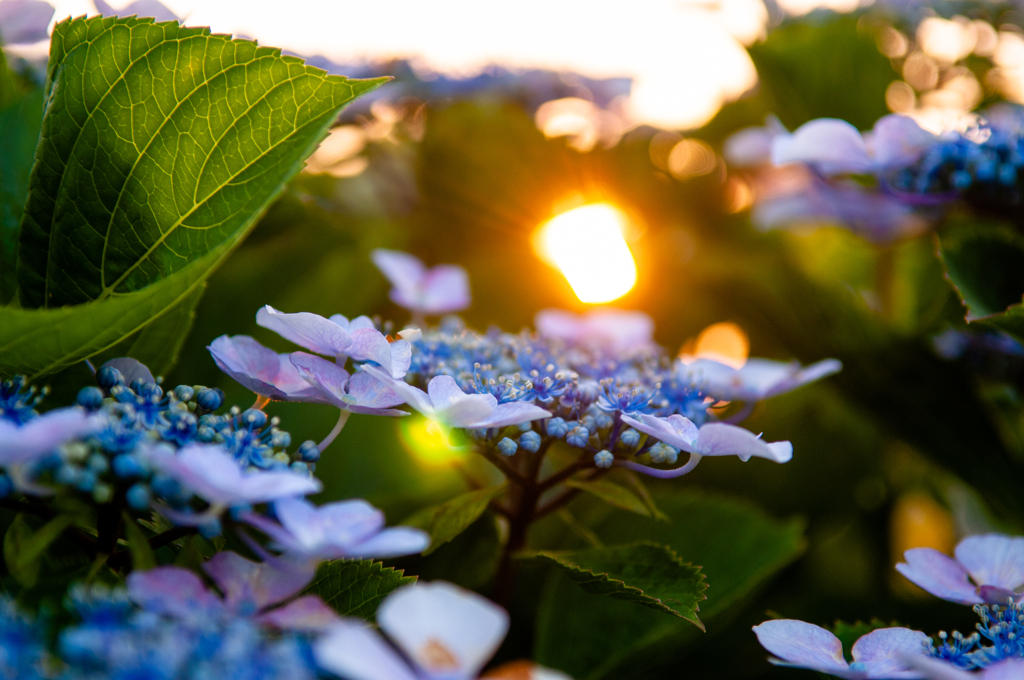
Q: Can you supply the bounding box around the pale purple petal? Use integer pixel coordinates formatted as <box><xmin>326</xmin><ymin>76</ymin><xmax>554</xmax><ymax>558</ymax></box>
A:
<box><xmin>983</xmin><ymin>660</ymin><xmax>1024</xmax><ymax>680</ymax></box>
<box><xmin>0</xmin><ymin>0</ymin><xmax>53</xmax><ymax>45</ymax></box>
<box><xmin>895</xmin><ymin>548</ymin><xmax>982</xmax><ymax>605</ymax></box>
<box><xmin>0</xmin><ymin>408</ymin><xmax>105</xmax><ymax>466</ymax></box>
<box><xmin>419</xmin><ymin>265</ymin><xmax>471</xmax><ymax>314</ymax></box>
<box><xmin>695</xmin><ymin>423</ymin><xmax>792</xmax><ymax>463</ymax></box>
<box><xmin>101</xmin><ymin>358</ymin><xmax>155</xmax><ymax>385</ymax></box>
<box><xmin>904</xmin><ymin>656</ymin><xmax>972</xmax><ymax>680</ymax></box>
<box><xmin>388</xmin><ymin>340</ymin><xmax>412</xmax><ymax>378</ymax></box>
<box><xmin>437</xmin><ymin>394</ymin><xmax>499</xmax><ymax>428</ymax></box>
<box><xmin>869</xmin><ymin>115</ymin><xmax>936</xmax><ymax>169</ymax></box>
<box><xmin>427</xmin><ymin>376</ymin><xmax>472</xmax><ymax>411</ymax></box>
<box><xmin>771</xmin><ymin>358</ymin><xmax>843</xmax><ymax>398</ymax></box>
<box><xmin>378</xmin><ymin>582</ymin><xmax>509</xmax><ymax>678</ymax></box>
<box><xmin>346</xmin><ymin>371</ymin><xmax>406</xmax><ymax>412</ymax></box>
<box><xmin>535</xmin><ymin>308</ymin><xmax>654</xmax><ymax>351</ymax></box>
<box><xmin>210</xmin><ymin>336</ymin><xmax>330</xmax><ymax>403</ymax></box>
<box><xmin>93</xmin><ymin>0</ymin><xmax>179</xmax><ymax>21</ymax></box>
<box><xmin>274</xmin><ymin>497</ymin><xmax>383</xmax><ymax>556</ymax></box>
<box><xmin>349</xmin><ymin>527</ymin><xmax>431</xmax><ymax>559</ymax></box>
<box><xmin>372</xmin><ymin>249</ymin><xmax>426</xmax><ymax>303</ymax></box>
<box><xmin>314</xmin><ymin>620</ymin><xmax>419</xmax><ymax>680</ymax></box>
<box><xmin>469</xmin><ymin>402</ymin><xmax>552</xmax><ymax>429</ymax></box>
<box><xmin>977</xmin><ymin>585</ymin><xmax>1020</xmax><ymax>604</ymax></box>
<box><xmin>360</xmin><ymin>364</ymin><xmax>433</xmax><ymax>415</ymax></box>
<box><xmin>955</xmin><ymin>535</ymin><xmax>1024</xmax><ymax>593</ymax></box>
<box><xmin>256</xmin><ymin>305</ymin><xmax>353</xmax><ymax>356</ymax></box>
<box><xmin>256</xmin><ymin>595</ymin><xmax>340</xmax><ymax>632</ymax></box>
<box><xmin>290</xmin><ymin>351</ymin><xmax>351</xmax><ymax>408</ymax></box>
<box><xmin>203</xmin><ymin>551</ymin><xmax>314</xmax><ymax>611</ymax></box>
<box><xmin>619</xmin><ymin>413</ymin><xmax>699</xmax><ymax>452</ymax></box>
<box><xmin>349</xmin><ymin>328</ymin><xmax>395</xmax><ymax>368</ymax></box>
<box><xmin>772</xmin><ymin>118</ymin><xmax>874</xmax><ymax>175</ymax></box>
<box><xmin>127</xmin><ymin>567</ymin><xmax>222</xmax><ymax>620</ymax></box>
<box><xmin>723</xmin><ymin>125</ymin><xmax>778</xmax><ymax>167</ymax></box>
<box><xmin>850</xmin><ymin>627</ymin><xmax>930</xmax><ymax>678</ymax></box>
<box><xmin>752</xmin><ymin>619</ymin><xmax>849</xmax><ymax>674</ymax></box>
<box><xmin>242</xmin><ymin>512</ymin><xmax>303</xmax><ymax>552</ymax></box>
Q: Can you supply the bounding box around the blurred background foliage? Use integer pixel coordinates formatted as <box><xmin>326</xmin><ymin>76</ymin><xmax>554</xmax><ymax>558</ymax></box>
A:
<box><xmin>11</xmin><ymin>4</ymin><xmax>1024</xmax><ymax>677</ymax></box>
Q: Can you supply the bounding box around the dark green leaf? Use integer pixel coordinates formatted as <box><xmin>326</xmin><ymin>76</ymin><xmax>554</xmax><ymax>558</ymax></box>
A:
<box><xmin>398</xmin><ymin>511</ymin><xmax>503</xmax><ymax>590</ymax></box>
<box><xmin>403</xmin><ymin>485</ymin><xmax>504</xmax><ymax>555</ymax></box>
<box><xmin>526</xmin><ymin>542</ymin><xmax>706</xmax><ymax>626</ymax></box>
<box><xmin>18</xmin><ymin>15</ymin><xmax>386</xmax><ymax>308</ymax></box>
<box><xmin>305</xmin><ymin>559</ymin><xmax>415</xmax><ymax>621</ymax></box>
<box><xmin>937</xmin><ymin>221</ymin><xmax>1024</xmax><ymax>320</ymax></box>
<box><xmin>564</xmin><ymin>478</ymin><xmax>661</xmax><ymax>519</ymax></box>
<box><xmin>0</xmin><ymin>87</ymin><xmax>43</xmax><ymax>303</ymax></box>
<box><xmin>534</xmin><ymin>490</ymin><xmax>805</xmax><ymax>680</ymax></box>
<box><xmin>121</xmin><ymin>513</ymin><xmax>156</xmax><ymax>571</ymax></box>
<box><xmin>4</xmin><ymin>513</ymin><xmax>75</xmax><ymax>588</ymax></box>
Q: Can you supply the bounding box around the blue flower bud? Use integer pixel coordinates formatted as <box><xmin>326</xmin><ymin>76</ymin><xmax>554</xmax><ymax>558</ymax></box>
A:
<box><xmin>129</xmin><ymin>379</ymin><xmax>146</xmax><ymax>394</ymax></box>
<box><xmin>75</xmin><ymin>469</ymin><xmax>97</xmax><ymax>493</ymax></box>
<box><xmin>951</xmin><ymin>170</ymin><xmax>972</xmax><ymax>190</ymax></box>
<box><xmin>87</xmin><ymin>454</ymin><xmax>109</xmax><ymax>474</ymax></box>
<box><xmin>270</xmin><ymin>430</ymin><xmax>291</xmax><ymax>448</ymax></box>
<box><xmin>125</xmin><ymin>483</ymin><xmax>151</xmax><ymax>511</ymax></box>
<box><xmin>594</xmin><ymin>412</ymin><xmax>614</xmax><ymax>430</ymax></box>
<box><xmin>290</xmin><ymin>461</ymin><xmax>310</xmax><ymax>474</ymax></box>
<box><xmin>546</xmin><ymin>417</ymin><xmax>568</xmax><ymax>438</ymax></box>
<box><xmin>56</xmin><ymin>464</ymin><xmax>81</xmax><ymax>486</ymax></box>
<box><xmin>76</xmin><ymin>386</ymin><xmax>105</xmax><ymax>410</ymax></box>
<box><xmin>298</xmin><ymin>440</ymin><xmax>320</xmax><ymax>462</ymax></box>
<box><xmin>620</xmin><ymin>428</ymin><xmax>641</xmax><ymax>448</ymax></box>
<box><xmin>497</xmin><ymin>437</ymin><xmax>518</xmax><ymax>457</ymax></box>
<box><xmin>138</xmin><ymin>383</ymin><xmax>163</xmax><ymax>400</ymax></box>
<box><xmin>173</xmin><ymin>385</ymin><xmax>195</xmax><ymax>402</ymax></box>
<box><xmin>664</xmin><ymin>446</ymin><xmax>679</xmax><ymax>465</ymax></box>
<box><xmin>649</xmin><ymin>443</ymin><xmax>669</xmax><ymax>463</ymax></box>
<box><xmin>198</xmin><ymin>518</ymin><xmax>222</xmax><ymax>539</ymax></box>
<box><xmin>96</xmin><ymin>366</ymin><xmax>124</xmax><ymax>390</ymax></box>
<box><xmin>580</xmin><ymin>415</ymin><xmax>597</xmax><ymax>432</ymax></box>
<box><xmin>0</xmin><ymin>474</ymin><xmax>12</xmax><ymax>498</ymax></box>
<box><xmin>567</xmin><ymin>426</ymin><xmax>590</xmax><ymax>448</ymax></box>
<box><xmin>196</xmin><ymin>388</ymin><xmax>224</xmax><ymax>412</ymax></box>
<box><xmin>594</xmin><ymin>450</ymin><xmax>614</xmax><ymax>468</ymax></box>
<box><xmin>518</xmin><ymin>431</ymin><xmax>541</xmax><ymax>453</ymax></box>
<box><xmin>112</xmin><ymin>454</ymin><xmax>145</xmax><ymax>479</ymax></box>
<box><xmin>241</xmin><ymin>408</ymin><xmax>268</xmax><ymax>430</ymax></box>
<box><xmin>999</xmin><ymin>163</ymin><xmax>1018</xmax><ymax>185</ymax></box>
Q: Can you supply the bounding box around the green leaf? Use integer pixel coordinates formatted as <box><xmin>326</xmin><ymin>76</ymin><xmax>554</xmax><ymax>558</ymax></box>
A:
<box><xmin>403</xmin><ymin>485</ymin><xmax>505</xmax><ymax>555</ymax></box>
<box><xmin>121</xmin><ymin>512</ymin><xmax>156</xmax><ymax>571</ymax></box>
<box><xmin>937</xmin><ymin>221</ymin><xmax>1024</xmax><ymax>321</ymax></box>
<box><xmin>3</xmin><ymin>513</ymin><xmax>76</xmax><ymax>588</ymax></box>
<box><xmin>400</xmin><ymin>511</ymin><xmax>503</xmax><ymax>590</ymax></box>
<box><xmin>526</xmin><ymin>542</ymin><xmax>706</xmax><ymax>626</ymax></box>
<box><xmin>17</xmin><ymin>15</ymin><xmax>386</xmax><ymax>309</ymax></box>
<box><xmin>564</xmin><ymin>478</ymin><xmax>661</xmax><ymax>519</ymax></box>
<box><xmin>0</xmin><ymin>87</ymin><xmax>43</xmax><ymax>304</ymax></box>
<box><xmin>305</xmin><ymin>559</ymin><xmax>415</xmax><ymax>621</ymax></box>
<box><xmin>534</xmin><ymin>490</ymin><xmax>805</xmax><ymax>680</ymax></box>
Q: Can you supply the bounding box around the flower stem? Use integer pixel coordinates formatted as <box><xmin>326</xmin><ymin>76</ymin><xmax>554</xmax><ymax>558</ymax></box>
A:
<box><xmin>614</xmin><ymin>453</ymin><xmax>702</xmax><ymax>478</ymax></box>
<box><xmin>318</xmin><ymin>410</ymin><xmax>351</xmax><ymax>453</ymax></box>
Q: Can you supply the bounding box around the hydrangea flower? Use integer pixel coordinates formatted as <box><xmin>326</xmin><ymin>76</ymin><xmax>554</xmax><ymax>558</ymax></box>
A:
<box><xmin>620</xmin><ymin>413</ymin><xmax>792</xmax><ymax>464</ymax></box>
<box><xmin>753</xmin><ymin>619</ymin><xmax>930</xmax><ymax>678</ymax></box>
<box><xmin>289</xmin><ymin>352</ymin><xmax>407</xmax><ymax>415</ymax></box>
<box><xmin>315</xmin><ymin>581</ymin><xmax>554</xmax><ymax>680</ymax></box>
<box><xmin>127</xmin><ymin>552</ymin><xmax>334</xmax><ymax>631</ymax></box>
<box><xmin>244</xmin><ymin>496</ymin><xmax>430</xmax><ymax>561</ymax></box>
<box><xmin>361</xmin><ymin>365</ymin><xmax>551</xmax><ymax>429</ymax></box>
<box><xmin>896</xmin><ymin>534</ymin><xmax>1024</xmax><ymax>605</ymax></box>
<box><xmin>208</xmin><ymin>335</ymin><xmax>333</xmax><ymax>404</ymax></box>
<box><xmin>371</xmin><ymin>248</ymin><xmax>471</xmax><ymax>316</ymax></box>
<box><xmin>678</xmin><ymin>357</ymin><xmax>842</xmax><ymax>403</ymax></box>
<box><xmin>0</xmin><ymin>407</ymin><xmax>104</xmax><ymax>467</ymax></box>
<box><xmin>534</xmin><ymin>308</ymin><xmax>654</xmax><ymax>352</ymax></box>
<box><xmin>145</xmin><ymin>443</ymin><xmax>321</xmax><ymax>514</ymax></box>
<box><xmin>0</xmin><ymin>0</ymin><xmax>53</xmax><ymax>45</ymax></box>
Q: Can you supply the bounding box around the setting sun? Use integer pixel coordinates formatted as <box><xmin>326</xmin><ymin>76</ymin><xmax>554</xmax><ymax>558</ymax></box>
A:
<box><xmin>535</xmin><ymin>203</ymin><xmax>638</xmax><ymax>304</ymax></box>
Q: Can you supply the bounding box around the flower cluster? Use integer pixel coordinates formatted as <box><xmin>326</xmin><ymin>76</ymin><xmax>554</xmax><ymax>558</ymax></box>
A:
<box><xmin>755</xmin><ymin>533</ymin><xmax>1024</xmax><ymax>678</ymax></box>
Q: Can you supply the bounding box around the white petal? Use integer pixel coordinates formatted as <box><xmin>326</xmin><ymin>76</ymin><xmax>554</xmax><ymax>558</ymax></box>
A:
<box><xmin>314</xmin><ymin>620</ymin><xmax>419</xmax><ymax>680</ymax></box>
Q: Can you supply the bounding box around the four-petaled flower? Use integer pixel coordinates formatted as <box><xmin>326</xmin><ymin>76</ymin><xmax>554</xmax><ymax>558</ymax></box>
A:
<box><xmin>290</xmin><ymin>352</ymin><xmax>408</xmax><ymax>415</ymax></box>
<box><xmin>677</xmin><ymin>357</ymin><xmax>842</xmax><ymax>403</ymax></box>
<box><xmin>753</xmin><ymin>619</ymin><xmax>930</xmax><ymax>679</ymax></box>
<box><xmin>896</xmin><ymin>534</ymin><xmax>1024</xmax><ymax>606</ymax></box>
<box><xmin>620</xmin><ymin>413</ymin><xmax>793</xmax><ymax>463</ymax></box>
<box><xmin>371</xmin><ymin>249</ymin><xmax>471</xmax><ymax>316</ymax></box>
<box><xmin>208</xmin><ymin>335</ymin><xmax>333</xmax><ymax>404</ymax></box>
<box><xmin>361</xmin><ymin>365</ymin><xmax>551</xmax><ymax>429</ymax></box>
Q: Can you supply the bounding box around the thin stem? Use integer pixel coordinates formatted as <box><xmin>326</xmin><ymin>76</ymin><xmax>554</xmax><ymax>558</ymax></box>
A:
<box><xmin>318</xmin><ymin>410</ymin><xmax>351</xmax><ymax>453</ymax></box>
<box><xmin>478</xmin><ymin>447</ymin><xmax>530</xmax><ymax>486</ymax></box>
<box><xmin>251</xmin><ymin>395</ymin><xmax>271</xmax><ymax>411</ymax></box>
<box><xmin>614</xmin><ymin>453</ymin><xmax>702</xmax><ymax>479</ymax></box>
<box><xmin>534</xmin><ymin>469</ymin><xmax>610</xmax><ymax>519</ymax></box>
<box><xmin>538</xmin><ymin>457</ymin><xmax>593</xmax><ymax>491</ymax></box>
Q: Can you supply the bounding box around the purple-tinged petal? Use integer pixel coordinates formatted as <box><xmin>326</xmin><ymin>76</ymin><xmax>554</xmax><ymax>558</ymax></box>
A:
<box><xmin>256</xmin><ymin>595</ymin><xmax>341</xmax><ymax>632</ymax></box>
<box><xmin>850</xmin><ymin>627</ymin><xmax>929</xmax><ymax>678</ymax></box>
<box><xmin>127</xmin><ymin>567</ymin><xmax>222</xmax><ymax>620</ymax></box>
<box><xmin>346</xmin><ymin>372</ymin><xmax>406</xmax><ymax>411</ymax></box>
<box><xmin>694</xmin><ymin>423</ymin><xmax>792</xmax><ymax>463</ymax></box>
<box><xmin>0</xmin><ymin>0</ymin><xmax>53</xmax><ymax>45</ymax></box>
<box><xmin>349</xmin><ymin>328</ymin><xmax>395</xmax><ymax>368</ymax></box>
<box><xmin>349</xmin><ymin>526</ymin><xmax>431</xmax><ymax>559</ymax></box>
<box><xmin>895</xmin><ymin>548</ymin><xmax>982</xmax><ymax>605</ymax></box>
<box><xmin>256</xmin><ymin>305</ymin><xmax>353</xmax><ymax>356</ymax></box>
<box><xmin>904</xmin><ymin>656</ymin><xmax>972</xmax><ymax>680</ymax></box>
<box><xmin>772</xmin><ymin>118</ymin><xmax>873</xmax><ymax>175</ymax></box>
<box><xmin>427</xmin><ymin>376</ymin><xmax>472</xmax><ymax>411</ymax></box>
<box><xmin>290</xmin><ymin>351</ymin><xmax>351</xmax><ymax>408</ymax></box>
<box><xmin>419</xmin><ymin>265</ymin><xmax>471</xmax><ymax>314</ymax></box>
<box><xmin>378</xmin><ymin>582</ymin><xmax>509</xmax><ymax>679</ymax></box>
<box><xmin>535</xmin><ymin>308</ymin><xmax>654</xmax><ymax>351</ymax></box>
<box><xmin>372</xmin><ymin>249</ymin><xmax>426</xmax><ymax>302</ymax></box>
<box><xmin>203</xmin><ymin>551</ymin><xmax>314</xmax><ymax>611</ymax></box>
<box><xmin>274</xmin><ymin>497</ymin><xmax>383</xmax><ymax>556</ymax></box>
<box><xmin>723</xmin><ymin>125</ymin><xmax>778</xmax><ymax>167</ymax></box>
<box><xmin>620</xmin><ymin>413</ymin><xmax>698</xmax><ymax>452</ymax></box>
<box><xmin>469</xmin><ymin>402</ymin><xmax>552</xmax><ymax>429</ymax></box>
<box><xmin>101</xmin><ymin>358</ymin><xmax>155</xmax><ymax>386</ymax></box>
<box><xmin>752</xmin><ymin>620</ymin><xmax>849</xmax><ymax>674</ymax></box>
<box><xmin>211</xmin><ymin>336</ymin><xmax>331</xmax><ymax>403</ymax></box>
<box><xmin>977</xmin><ymin>585</ymin><xmax>1021</xmax><ymax>605</ymax></box>
<box><xmin>982</xmin><ymin>660</ymin><xmax>1024</xmax><ymax>680</ymax></box>
<box><xmin>388</xmin><ymin>339</ymin><xmax>412</xmax><ymax>378</ymax></box>
<box><xmin>0</xmin><ymin>408</ymin><xmax>105</xmax><ymax>466</ymax></box>
<box><xmin>955</xmin><ymin>534</ymin><xmax>1024</xmax><ymax>592</ymax></box>
<box><xmin>93</xmin><ymin>0</ymin><xmax>179</xmax><ymax>21</ymax></box>
<box><xmin>437</xmin><ymin>394</ymin><xmax>499</xmax><ymax>429</ymax></box>
<box><xmin>242</xmin><ymin>512</ymin><xmax>304</xmax><ymax>552</ymax></box>
<box><xmin>869</xmin><ymin>115</ymin><xmax>936</xmax><ymax>169</ymax></box>
<box><xmin>360</xmin><ymin>364</ymin><xmax>433</xmax><ymax>415</ymax></box>
<box><xmin>314</xmin><ymin>620</ymin><xmax>419</xmax><ymax>680</ymax></box>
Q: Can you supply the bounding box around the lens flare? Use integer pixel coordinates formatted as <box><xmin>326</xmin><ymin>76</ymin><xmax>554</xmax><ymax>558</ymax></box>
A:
<box><xmin>398</xmin><ymin>416</ymin><xmax>464</xmax><ymax>467</ymax></box>
<box><xmin>680</xmin><ymin>321</ymin><xmax>750</xmax><ymax>369</ymax></box>
<box><xmin>536</xmin><ymin>203</ymin><xmax>638</xmax><ymax>304</ymax></box>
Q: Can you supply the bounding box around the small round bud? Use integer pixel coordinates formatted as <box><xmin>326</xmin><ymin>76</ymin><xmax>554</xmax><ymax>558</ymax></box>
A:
<box><xmin>112</xmin><ymin>454</ymin><xmax>145</xmax><ymax>479</ymax></box>
<box><xmin>96</xmin><ymin>366</ymin><xmax>124</xmax><ymax>390</ymax></box>
<box><xmin>196</xmin><ymin>388</ymin><xmax>224</xmax><ymax>412</ymax></box>
<box><xmin>620</xmin><ymin>428</ymin><xmax>641</xmax><ymax>448</ymax></box>
<box><xmin>125</xmin><ymin>483</ymin><xmax>151</xmax><ymax>510</ymax></box>
<box><xmin>92</xmin><ymin>483</ymin><xmax>114</xmax><ymax>504</ymax></box>
<box><xmin>87</xmin><ymin>454</ymin><xmax>110</xmax><ymax>474</ymax></box>
<box><xmin>270</xmin><ymin>430</ymin><xmax>291</xmax><ymax>448</ymax></box>
<box><xmin>298</xmin><ymin>440</ymin><xmax>320</xmax><ymax>462</ymax></box>
<box><xmin>173</xmin><ymin>385</ymin><xmax>195</xmax><ymax>402</ymax></box>
<box><xmin>546</xmin><ymin>417</ymin><xmax>568</xmax><ymax>438</ymax></box>
<box><xmin>241</xmin><ymin>408</ymin><xmax>268</xmax><ymax>430</ymax></box>
<box><xmin>518</xmin><ymin>431</ymin><xmax>541</xmax><ymax>453</ymax></box>
<box><xmin>77</xmin><ymin>386</ymin><xmax>105</xmax><ymax>410</ymax></box>
<box><xmin>290</xmin><ymin>461</ymin><xmax>310</xmax><ymax>474</ymax></box>
<box><xmin>594</xmin><ymin>450</ymin><xmax>614</xmax><ymax>468</ymax></box>
<box><xmin>497</xmin><ymin>437</ymin><xmax>518</xmax><ymax>457</ymax></box>
<box><xmin>198</xmin><ymin>518</ymin><xmax>222</xmax><ymax>539</ymax></box>
<box><xmin>566</xmin><ymin>426</ymin><xmax>590</xmax><ymax>449</ymax></box>
<box><xmin>63</xmin><ymin>442</ymin><xmax>90</xmax><ymax>463</ymax></box>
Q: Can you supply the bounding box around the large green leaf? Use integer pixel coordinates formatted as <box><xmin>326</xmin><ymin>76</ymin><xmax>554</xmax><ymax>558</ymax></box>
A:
<box><xmin>534</xmin><ymin>490</ymin><xmax>805</xmax><ymax>680</ymax></box>
<box><xmin>403</xmin><ymin>485</ymin><xmax>505</xmax><ymax>555</ymax></box>
<box><xmin>526</xmin><ymin>542</ymin><xmax>706</xmax><ymax>625</ymax></box>
<box><xmin>18</xmin><ymin>15</ymin><xmax>386</xmax><ymax>308</ymax></box>
<box><xmin>937</xmin><ymin>221</ymin><xmax>1024</xmax><ymax>321</ymax></box>
<box><xmin>0</xmin><ymin>87</ymin><xmax>43</xmax><ymax>303</ymax></box>
<box><xmin>564</xmin><ymin>478</ymin><xmax>664</xmax><ymax>520</ymax></box>
<box><xmin>305</xmin><ymin>559</ymin><xmax>415</xmax><ymax>621</ymax></box>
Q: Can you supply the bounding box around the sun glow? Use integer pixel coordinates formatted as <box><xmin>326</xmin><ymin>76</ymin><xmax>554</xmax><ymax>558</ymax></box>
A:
<box><xmin>398</xmin><ymin>417</ymin><xmax>464</xmax><ymax>467</ymax></box>
<box><xmin>680</xmin><ymin>321</ymin><xmax>750</xmax><ymax>368</ymax></box>
<box><xmin>536</xmin><ymin>204</ymin><xmax>638</xmax><ymax>304</ymax></box>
